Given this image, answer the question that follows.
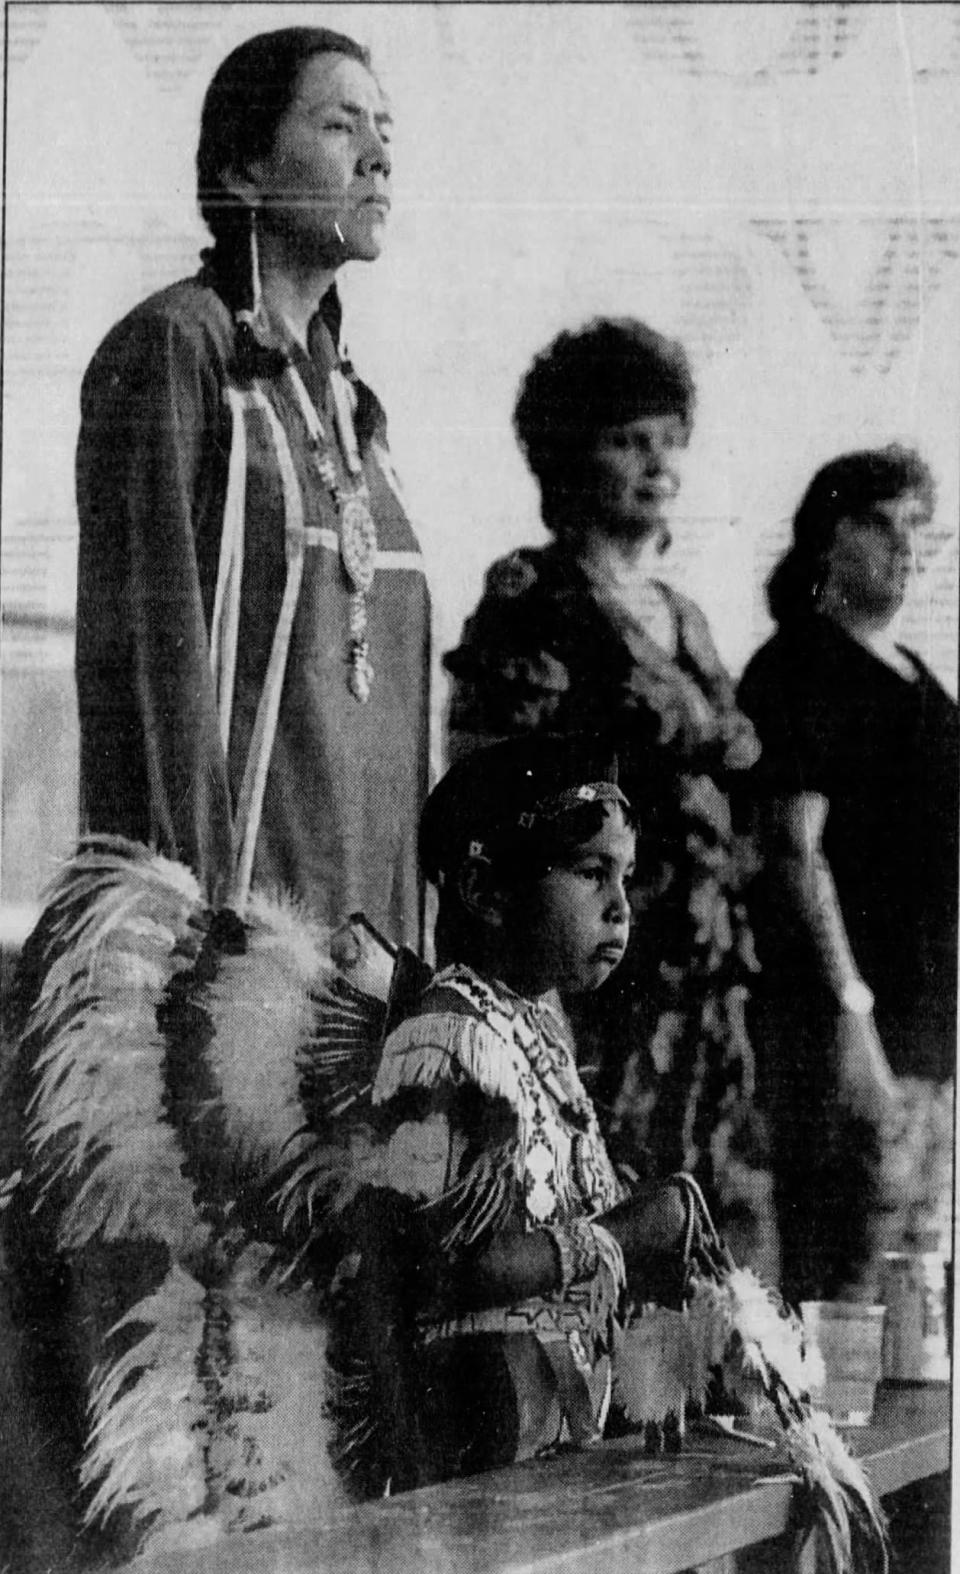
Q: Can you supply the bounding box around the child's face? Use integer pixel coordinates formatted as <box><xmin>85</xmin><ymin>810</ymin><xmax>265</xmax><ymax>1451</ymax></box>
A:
<box><xmin>508</xmin><ymin>803</ymin><xmax>635</xmax><ymax>996</ymax></box>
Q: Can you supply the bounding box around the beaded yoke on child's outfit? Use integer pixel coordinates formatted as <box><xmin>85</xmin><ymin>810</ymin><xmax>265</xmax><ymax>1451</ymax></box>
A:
<box><xmin>330</xmin><ymin>963</ymin><xmax>628</xmax><ymax>1489</ymax></box>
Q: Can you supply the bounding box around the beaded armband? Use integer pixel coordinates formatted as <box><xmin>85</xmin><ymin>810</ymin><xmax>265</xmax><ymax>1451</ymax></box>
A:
<box><xmin>544</xmin><ymin>1218</ymin><xmax>603</xmax><ymax>1291</ymax></box>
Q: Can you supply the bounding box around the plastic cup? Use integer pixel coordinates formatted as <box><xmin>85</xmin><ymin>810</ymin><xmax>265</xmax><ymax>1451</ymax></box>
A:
<box><xmin>800</xmin><ymin>1301</ymin><xmax>886</xmax><ymax>1426</ymax></box>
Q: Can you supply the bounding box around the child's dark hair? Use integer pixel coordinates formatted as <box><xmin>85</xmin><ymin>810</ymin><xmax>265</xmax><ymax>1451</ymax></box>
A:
<box><xmin>420</xmin><ymin>736</ymin><xmax>635</xmax><ymax>963</ymax></box>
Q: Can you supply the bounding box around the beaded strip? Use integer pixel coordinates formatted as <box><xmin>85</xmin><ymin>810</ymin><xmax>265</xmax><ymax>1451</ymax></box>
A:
<box><xmin>544</xmin><ymin>1218</ymin><xmax>603</xmax><ymax>1291</ymax></box>
<box><xmin>285</xmin><ymin>362</ymin><xmax>377</xmax><ymax>702</ymax></box>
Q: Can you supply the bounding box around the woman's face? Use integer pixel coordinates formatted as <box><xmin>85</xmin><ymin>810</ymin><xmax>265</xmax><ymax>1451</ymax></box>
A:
<box><xmin>824</xmin><ymin>491</ymin><xmax>930</xmax><ymax>620</ymax></box>
<box><xmin>574</xmin><ymin>412</ymin><xmax>688</xmax><ymax>546</ymax></box>
<box><xmin>246</xmin><ymin>53</ymin><xmax>392</xmax><ymax>266</ymax></box>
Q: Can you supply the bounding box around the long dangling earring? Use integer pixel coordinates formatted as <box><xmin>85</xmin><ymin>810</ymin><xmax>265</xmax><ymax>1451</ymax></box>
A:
<box><xmin>249</xmin><ymin>205</ymin><xmax>264</xmax><ymax>321</ymax></box>
<box><xmin>232</xmin><ymin>204</ymin><xmax>287</xmax><ymax>381</ymax></box>
<box><xmin>236</xmin><ymin>205</ymin><xmax>265</xmax><ymax>336</ymax></box>
<box><xmin>657</xmin><ymin>468</ymin><xmax>679</xmax><ymax>554</ymax></box>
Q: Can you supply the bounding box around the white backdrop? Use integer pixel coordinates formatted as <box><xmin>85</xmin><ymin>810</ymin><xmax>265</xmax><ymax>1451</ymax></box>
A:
<box><xmin>2</xmin><ymin>2</ymin><xmax>960</xmax><ymax>906</ymax></box>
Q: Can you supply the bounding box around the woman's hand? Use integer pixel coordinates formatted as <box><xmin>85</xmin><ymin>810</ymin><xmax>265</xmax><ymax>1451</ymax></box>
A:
<box><xmin>834</xmin><ymin>1007</ymin><xmax>898</xmax><ymax>1130</ymax></box>
<box><xmin>757</xmin><ymin>793</ymin><xmax>899</xmax><ymax>1134</ymax></box>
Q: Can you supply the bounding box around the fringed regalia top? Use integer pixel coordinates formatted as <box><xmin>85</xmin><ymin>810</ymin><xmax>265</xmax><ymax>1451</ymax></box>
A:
<box><xmin>327</xmin><ymin>963</ymin><xmax>628</xmax><ymax>1494</ymax></box>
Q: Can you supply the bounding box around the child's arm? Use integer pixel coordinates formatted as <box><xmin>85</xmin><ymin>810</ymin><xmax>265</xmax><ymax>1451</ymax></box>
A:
<box><xmin>372</xmin><ymin>1004</ymin><xmax>697</xmax><ymax>1318</ymax></box>
<box><xmin>598</xmin><ymin>1182</ymin><xmax>692</xmax><ymax>1307</ymax></box>
<box><xmin>431</xmin><ymin>1185</ymin><xmax>690</xmax><ymax>1318</ymax></box>
<box><xmin>436</xmin><ymin>1227</ymin><xmax>561</xmax><ymax>1311</ymax></box>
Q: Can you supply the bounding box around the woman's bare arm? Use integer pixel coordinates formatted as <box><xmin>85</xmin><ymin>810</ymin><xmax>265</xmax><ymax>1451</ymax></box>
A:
<box><xmin>759</xmin><ymin>793</ymin><xmax>863</xmax><ymax>995</ymax></box>
<box><xmin>756</xmin><ymin>792</ymin><xmax>896</xmax><ymax>1118</ymax></box>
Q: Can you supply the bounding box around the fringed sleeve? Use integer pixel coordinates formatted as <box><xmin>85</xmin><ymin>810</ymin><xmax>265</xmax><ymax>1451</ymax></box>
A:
<box><xmin>322</xmin><ymin>1001</ymin><xmax>528</xmax><ymax>1497</ymax></box>
<box><xmin>371</xmin><ymin>1006</ymin><xmax>528</xmax><ymax>1257</ymax></box>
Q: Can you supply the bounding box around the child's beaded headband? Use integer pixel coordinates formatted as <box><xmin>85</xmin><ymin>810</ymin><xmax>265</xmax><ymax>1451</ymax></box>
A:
<box><xmin>467</xmin><ymin>780</ymin><xmax>629</xmax><ymax>860</ymax></box>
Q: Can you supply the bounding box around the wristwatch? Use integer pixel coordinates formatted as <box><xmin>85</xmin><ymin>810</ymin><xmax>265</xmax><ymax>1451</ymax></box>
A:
<box><xmin>840</xmin><ymin>978</ymin><xmax>875</xmax><ymax>1015</ymax></box>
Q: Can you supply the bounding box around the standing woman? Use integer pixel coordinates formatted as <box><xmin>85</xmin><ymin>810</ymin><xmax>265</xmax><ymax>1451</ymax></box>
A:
<box><xmin>6</xmin><ymin>34</ymin><xmax>427</xmax><ymax>1563</ymax></box>
<box><xmin>739</xmin><ymin>447</ymin><xmax>957</xmax><ymax>1303</ymax></box>
<box><xmin>445</xmin><ymin>319</ymin><xmax>773</xmax><ymax>1273</ymax></box>
<box><xmin>75</xmin><ymin>27</ymin><xmax>430</xmax><ymax>940</ymax></box>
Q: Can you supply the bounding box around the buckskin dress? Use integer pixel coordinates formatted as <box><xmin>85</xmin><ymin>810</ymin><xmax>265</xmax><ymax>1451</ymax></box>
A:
<box><xmin>75</xmin><ymin>257</ymin><xmax>430</xmax><ymax>944</ymax></box>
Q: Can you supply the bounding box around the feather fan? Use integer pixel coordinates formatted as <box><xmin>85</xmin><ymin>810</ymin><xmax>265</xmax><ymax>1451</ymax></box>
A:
<box><xmin>615</xmin><ymin>1178</ymin><xmax>888</xmax><ymax>1574</ymax></box>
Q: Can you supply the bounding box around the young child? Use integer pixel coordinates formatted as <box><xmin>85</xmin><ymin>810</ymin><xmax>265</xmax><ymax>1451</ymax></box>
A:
<box><xmin>329</xmin><ymin>733</ymin><xmax>689</xmax><ymax>1496</ymax></box>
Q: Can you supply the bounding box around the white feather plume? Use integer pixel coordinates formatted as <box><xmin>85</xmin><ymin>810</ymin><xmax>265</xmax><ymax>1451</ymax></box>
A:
<box><xmin>23</xmin><ymin>842</ymin><xmax>208</xmax><ymax>1258</ymax></box>
<box><xmin>82</xmin><ymin>1265</ymin><xmax>208</xmax><ymax>1538</ymax></box>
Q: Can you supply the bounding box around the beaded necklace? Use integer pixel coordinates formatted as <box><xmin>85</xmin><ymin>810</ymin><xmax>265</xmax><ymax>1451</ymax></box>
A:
<box><xmin>284</xmin><ymin>359</ymin><xmax>378</xmax><ymax>703</ymax></box>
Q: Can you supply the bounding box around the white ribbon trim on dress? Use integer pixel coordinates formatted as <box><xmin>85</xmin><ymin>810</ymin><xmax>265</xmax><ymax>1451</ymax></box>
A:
<box><xmin>212</xmin><ymin>381</ymin><xmax>424</xmax><ymax>913</ymax></box>
<box><xmin>232</xmin><ymin>386</ymin><xmax>306</xmax><ymax>912</ymax></box>
<box><xmin>211</xmin><ymin>387</ymin><xmax>249</xmax><ymax>756</ymax></box>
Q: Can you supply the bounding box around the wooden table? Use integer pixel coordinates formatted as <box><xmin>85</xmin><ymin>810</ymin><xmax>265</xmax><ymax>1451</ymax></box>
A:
<box><xmin>137</xmin><ymin>1384</ymin><xmax>949</xmax><ymax>1574</ymax></box>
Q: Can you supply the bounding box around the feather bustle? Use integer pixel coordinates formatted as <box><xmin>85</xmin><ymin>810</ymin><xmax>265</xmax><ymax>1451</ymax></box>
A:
<box><xmin>22</xmin><ymin>846</ymin><xmax>208</xmax><ymax>1258</ymax></box>
<box><xmin>202</xmin><ymin>940</ymin><xmax>318</xmax><ymax>1174</ymax></box>
<box><xmin>11</xmin><ymin>843</ymin><xmax>389</xmax><ymax>1553</ymax></box>
<box><xmin>81</xmin><ymin>1266</ymin><xmax>208</xmax><ymax>1536</ymax></box>
<box><xmin>205</xmin><ymin>1246</ymin><xmax>347</xmax><ymax>1530</ymax></box>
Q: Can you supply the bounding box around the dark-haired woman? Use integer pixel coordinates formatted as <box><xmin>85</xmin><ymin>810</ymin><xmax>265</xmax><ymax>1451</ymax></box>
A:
<box><xmin>76</xmin><ymin>27</ymin><xmax>430</xmax><ymax>939</ymax></box>
<box><xmin>8</xmin><ymin>34</ymin><xmax>428</xmax><ymax>1559</ymax></box>
<box><xmin>739</xmin><ymin>446</ymin><xmax>957</xmax><ymax>1303</ymax></box>
<box><xmin>445</xmin><ymin>318</ymin><xmax>775</xmax><ymax>1275</ymax></box>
